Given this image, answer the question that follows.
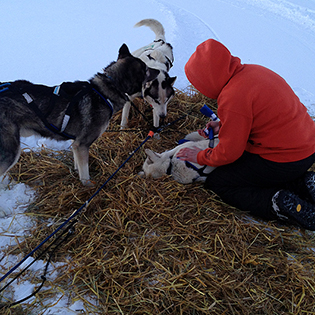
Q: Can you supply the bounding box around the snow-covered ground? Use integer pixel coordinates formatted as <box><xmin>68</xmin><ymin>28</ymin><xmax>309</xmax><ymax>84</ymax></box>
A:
<box><xmin>0</xmin><ymin>0</ymin><xmax>315</xmax><ymax>313</ymax></box>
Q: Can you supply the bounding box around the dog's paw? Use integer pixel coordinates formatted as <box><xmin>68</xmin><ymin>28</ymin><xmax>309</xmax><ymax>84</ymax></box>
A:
<box><xmin>81</xmin><ymin>179</ymin><xmax>96</xmax><ymax>187</ymax></box>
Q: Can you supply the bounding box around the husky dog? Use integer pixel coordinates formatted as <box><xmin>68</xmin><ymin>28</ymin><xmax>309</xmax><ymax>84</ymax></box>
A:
<box><xmin>120</xmin><ymin>19</ymin><xmax>177</xmax><ymax>129</ymax></box>
<box><xmin>0</xmin><ymin>44</ymin><xmax>158</xmax><ymax>186</ymax></box>
<box><xmin>140</xmin><ymin>132</ymin><xmax>219</xmax><ymax>184</ymax></box>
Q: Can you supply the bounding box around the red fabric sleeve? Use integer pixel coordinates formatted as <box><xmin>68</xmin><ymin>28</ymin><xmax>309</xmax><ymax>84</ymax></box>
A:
<box><xmin>197</xmin><ymin>108</ymin><xmax>252</xmax><ymax>167</ymax></box>
<box><xmin>186</xmin><ymin>39</ymin><xmax>315</xmax><ymax>166</ymax></box>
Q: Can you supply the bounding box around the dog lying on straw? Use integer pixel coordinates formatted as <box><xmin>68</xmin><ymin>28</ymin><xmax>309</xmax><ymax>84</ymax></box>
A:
<box><xmin>140</xmin><ymin>132</ymin><xmax>219</xmax><ymax>184</ymax></box>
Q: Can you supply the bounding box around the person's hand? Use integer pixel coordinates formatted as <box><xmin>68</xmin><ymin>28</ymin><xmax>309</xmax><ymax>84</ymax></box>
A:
<box><xmin>176</xmin><ymin>146</ymin><xmax>202</xmax><ymax>163</ymax></box>
<box><xmin>197</xmin><ymin>120</ymin><xmax>220</xmax><ymax>138</ymax></box>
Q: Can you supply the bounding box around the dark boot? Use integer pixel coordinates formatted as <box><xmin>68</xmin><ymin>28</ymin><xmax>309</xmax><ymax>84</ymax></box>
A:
<box><xmin>272</xmin><ymin>190</ymin><xmax>315</xmax><ymax>230</ymax></box>
<box><xmin>303</xmin><ymin>171</ymin><xmax>315</xmax><ymax>203</ymax></box>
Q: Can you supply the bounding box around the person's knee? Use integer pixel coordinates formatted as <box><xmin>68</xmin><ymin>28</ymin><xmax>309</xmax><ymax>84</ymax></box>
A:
<box><xmin>204</xmin><ymin>171</ymin><xmax>218</xmax><ymax>190</ymax></box>
<box><xmin>204</xmin><ymin>169</ymin><xmax>230</xmax><ymax>197</ymax></box>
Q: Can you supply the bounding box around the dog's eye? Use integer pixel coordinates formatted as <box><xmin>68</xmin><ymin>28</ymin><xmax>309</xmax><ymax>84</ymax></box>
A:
<box><xmin>162</xmin><ymin>80</ymin><xmax>169</xmax><ymax>90</ymax></box>
<box><xmin>144</xmin><ymin>79</ymin><xmax>159</xmax><ymax>100</ymax></box>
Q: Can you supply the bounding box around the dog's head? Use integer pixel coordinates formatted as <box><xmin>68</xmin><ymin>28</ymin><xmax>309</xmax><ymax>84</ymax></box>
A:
<box><xmin>139</xmin><ymin>147</ymin><xmax>212</xmax><ymax>184</ymax></box>
<box><xmin>111</xmin><ymin>44</ymin><xmax>160</xmax><ymax>97</ymax></box>
<box><xmin>139</xmin><ymin>148</ymin><xmax>172</xmax><ymax>179</ymax></box>
<box><xmin>140</xmin><ymin>139</ymin><xmax>219</xmax><ymax>184</ymax></box>
<box><xmin>142</xmin><ymin>70</ymin><xmax>176</xmax><ymax>127</ymax></box>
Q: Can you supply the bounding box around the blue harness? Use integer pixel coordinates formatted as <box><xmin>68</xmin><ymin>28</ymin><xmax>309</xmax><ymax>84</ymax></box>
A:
<box><xmin>0</xmin><ymin>82</ymin><xmax>11</xmax><ymax>93</ymax></box>
<box><xmin>0</xmin><ymin>82</ymin><xmax>114</xmax><ymax>140</ymax></box>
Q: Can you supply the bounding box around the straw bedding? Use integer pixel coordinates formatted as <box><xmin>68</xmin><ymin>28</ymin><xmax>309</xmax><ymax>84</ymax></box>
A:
<box><xmin>3</xmin><ymin>87</ymin><xmax>315</xmax><ymax>314</ymax></box>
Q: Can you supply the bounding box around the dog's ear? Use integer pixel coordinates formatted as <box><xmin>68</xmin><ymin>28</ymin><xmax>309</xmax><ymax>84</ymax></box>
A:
<box><xmin>169</xmin><ymin>76</ymin><xmax>177</xmax><ymax>86</ymax></box>
<box><xmin>145</xmin><ymin>67</ymin><xmax>159</xmax><ymax>83</ymax></box>
<box><xmin>118</xmin><ymin>44</ymin><xmax>132</xmax><ymax>60</ymax></box>
<box><xmin>145</xmin><ymin>149</ymin><xmax>161</xmax><ymax>164</ymax></box>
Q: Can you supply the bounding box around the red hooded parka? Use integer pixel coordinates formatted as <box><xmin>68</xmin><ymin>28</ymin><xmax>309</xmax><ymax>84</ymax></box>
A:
<box><xmin>185</xmin><ymin>39</ymin><xmax>315</xmax><ymax>167</ymax></box>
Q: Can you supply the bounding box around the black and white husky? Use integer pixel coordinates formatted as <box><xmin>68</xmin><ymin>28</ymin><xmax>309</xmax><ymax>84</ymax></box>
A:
<box><xmin>0</xmin><ymin>44</ymin><xmax>158</xmax><ymax>186</ymax></box>
<box><xmin>140</xmin><ymin>132</ymin><xmax>219</xmax><ymax>184</ymax></box>
<box><xmin>120</xmin><ymin>19</ymin><xmax>177</xmax><ymax>129</ymax></box>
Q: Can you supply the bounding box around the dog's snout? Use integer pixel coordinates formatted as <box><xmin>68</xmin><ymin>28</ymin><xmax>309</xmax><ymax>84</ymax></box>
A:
<box><xmin>159</xmin><ymin>113</ymin><xmax>166</xmax><ymax>119</ymax></box>
<box><xmin>159</xmin><ymin>114</ymin><xmax>166</xmax><ymax>125</ymax></box>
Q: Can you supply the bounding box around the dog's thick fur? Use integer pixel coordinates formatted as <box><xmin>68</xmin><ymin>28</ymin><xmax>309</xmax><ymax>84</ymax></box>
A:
<box><xmin>140</xmin><ymin>132</ymin><xmax>219</xmax><ymax>184</ymax></box>
<box><xmin>0</xmin><ymin>44</ymin><xmax>158</xmax><ymax>186</ymax></box>
<box><xmin>121</xmin><ymin>19</ymin><xmax>177</xmax><ymax>129</ymax></box>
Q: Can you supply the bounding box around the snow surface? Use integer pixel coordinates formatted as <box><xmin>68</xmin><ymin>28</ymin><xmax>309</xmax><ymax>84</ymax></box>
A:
<box><xmin>0</xmin><ymin>0</ymin><xmax>315</xmax><ymax>312</ymax></box>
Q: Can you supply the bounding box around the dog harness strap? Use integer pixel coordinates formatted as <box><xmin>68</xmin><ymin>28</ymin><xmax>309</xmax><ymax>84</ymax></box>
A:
<box><xmin>198</xmin><ymin>165</ymin><xmax>209</xmax><ymax>176</ymax></box>
<box><xmin>22</xmin><ymin>92</ymin><xmax>33</xmax><ymax>104</ymax></box>
<box><xmin>60</xmin><ymin>115</ymin><xmax>70</xmax><ymax>132</ymax></box>
<box><xmin>166</xmin><ymin>156</ymin><xmax>173</xmax><ymax>175</ymax></box>
<box><xmin>57</xmin><ymin>85</ymin><xmax>91</xmax><ymax>134</ymax></box>
<box><xmin>164</xmin><ymin>55</ymin><xmax>173</xmax><ymax>71</ymax></box>
<box><xmin>166</xmin><ymin>156</ymin><xmax>208</xmax><ymax>177</ymax></box>
<box><xmin>185</xmin><ymin>161</ymin><xmax>208</xmax><ymax>177</ymax></box>
<box><xmin>21</xmin><ymin>91</ymin><xmax>76</xmax><ymax>140</ymax></box>
<box><xmin>0</xmin><ymin>82</ymin><xmax>11</xmax><ymax>93</ymax></box>
<box><xmin>49</xmin><ymin>84</ymin><xmax>95</xmax><ymax>138</ymax></box>
<box><xmin>53</xmin><ymin>85</ymin><xmax>61</xmax><ymax>95</ymax></box>
<box><xmin>92</xmin><ymin>87</ymin><xmax>114</xmax><ymax>118</ymax></box>
<box><xmin>185</xmin><ymin>161</ymin><xmax>199</xmax><ymax>172</ymax></box>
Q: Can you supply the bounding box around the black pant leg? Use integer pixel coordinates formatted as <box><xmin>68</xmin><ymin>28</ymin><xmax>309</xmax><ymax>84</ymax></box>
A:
<box><xmin>205</xmin><ymin>152</ymin><xmax>315</xmax><ymax>220</ymax></box>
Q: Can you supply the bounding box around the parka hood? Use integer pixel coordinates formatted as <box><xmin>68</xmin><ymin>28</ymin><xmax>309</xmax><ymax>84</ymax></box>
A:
<box><xmin>185</xmin><ymin>39</ymin><xmax>243</xmax><ymax>99</ymax></box>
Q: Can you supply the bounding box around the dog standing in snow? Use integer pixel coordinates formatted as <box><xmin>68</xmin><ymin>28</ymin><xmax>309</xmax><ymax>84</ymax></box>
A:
<box><xmin>0</xmin><ymin>44</ymin><xmax>158</xmax><ymax>186</ymax></box>
<box><xmin>120</xmin><ymin>19</ymin><xmax>177</xmax><ymax>129</ymax></box>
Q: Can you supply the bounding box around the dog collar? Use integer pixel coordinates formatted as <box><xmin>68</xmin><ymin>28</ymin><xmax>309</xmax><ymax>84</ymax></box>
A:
<box><xmin>164</xmin><ymin>55</ymin><xmax>173</xmax><ymax>71</ymax></box>
<box><xmin>101</xmin><ymin>73</ymin><xmax>129</xmax><ymax>102</ymax></box>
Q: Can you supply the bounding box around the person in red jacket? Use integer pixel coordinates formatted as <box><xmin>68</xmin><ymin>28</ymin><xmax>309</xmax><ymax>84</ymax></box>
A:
<box><xmin>177</xmin><ymin>38</ymin><xmax>315</xmax><ymax>230</ymax></box>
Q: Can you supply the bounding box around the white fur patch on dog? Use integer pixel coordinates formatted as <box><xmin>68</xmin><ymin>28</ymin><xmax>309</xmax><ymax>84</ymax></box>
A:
<box><xmin>140</xmin><ymin>132</ymin><xmax>218</xmax><ymax>184</ymax></box>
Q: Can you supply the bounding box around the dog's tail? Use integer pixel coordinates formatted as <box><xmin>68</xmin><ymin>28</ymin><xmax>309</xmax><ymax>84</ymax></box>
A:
<box><xmin>134</xmin><ymin>19</ymin><xmax>166</xmax><ymax>42</ymax></box>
